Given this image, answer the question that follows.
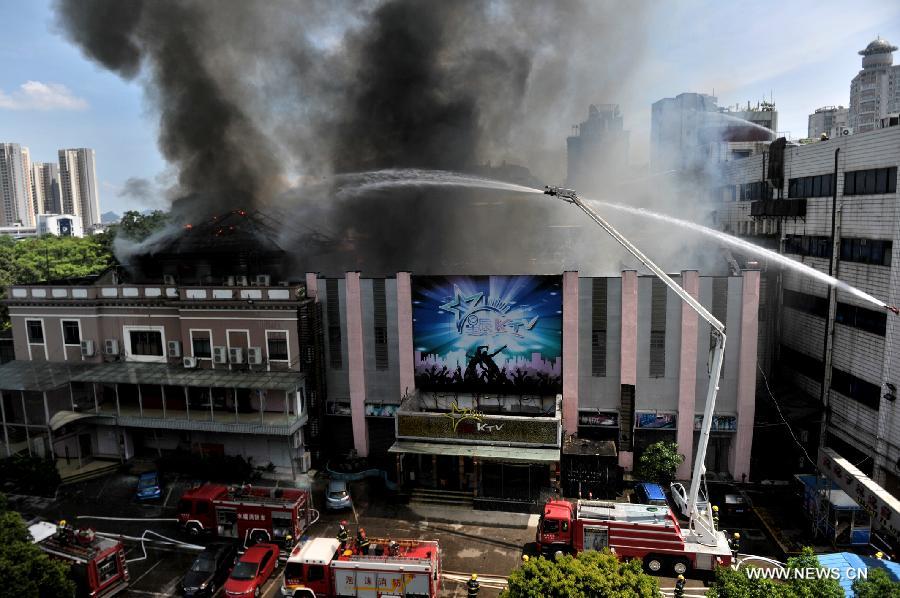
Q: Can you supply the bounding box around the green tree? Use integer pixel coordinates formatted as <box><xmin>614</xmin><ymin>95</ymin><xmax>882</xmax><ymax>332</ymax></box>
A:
<box><xmin>707</xmin><ymin>548</ymin><xmax>844</xmax><ymax>598</ymax></box>
<box><xmin>115</xmin><ymin>210</ymin><xmax>168</xmax><ymax>242</ymax></box>
<box><xmin>637</xmin><ymin>441</ymin><xmax>684</xmax><ymax>484</ymax></box>
<box><xmin>0</xmin><ymin>493</ymin><xmax>75</xmax><ymax>598</ymax></box>
<box><xmin>853</xmin><ymin>568</ymin><xmax>900</xmax><ymax>598</ymax></box>
<box><xmin>500</xmin><ymin>550</ymin><xmax>659</xmax><ymax>598</ymax></box>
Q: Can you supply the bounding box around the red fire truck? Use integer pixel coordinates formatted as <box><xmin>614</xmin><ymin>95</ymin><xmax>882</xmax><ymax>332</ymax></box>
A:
<box><xmin>536</xmin><ymin>499</ymin><xmax>732</xmax><ymax>576</ymax></box>
<box><xmin>280</xmin><ymin>536</ymin><xmax>442</xmax><ymax>597</ymax></box>
<box><xmin>177</xmin><ymin>483</ymin><xmax>314</xmax><ymax>547</ymax></box>
<box><xmin>30</xmin><ymin>521</ymin><xmax>130</xmax><ymax>597</ymax></box>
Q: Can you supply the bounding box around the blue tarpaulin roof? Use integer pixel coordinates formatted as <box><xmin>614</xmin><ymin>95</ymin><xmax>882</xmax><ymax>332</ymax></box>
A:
<box><xmin>817</xmin><ymin>552</ymin><xmax>900</xmax><ymax>597</ymax></box>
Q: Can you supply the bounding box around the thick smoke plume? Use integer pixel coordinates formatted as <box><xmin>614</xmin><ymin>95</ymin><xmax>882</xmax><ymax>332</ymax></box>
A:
<box><xmin>57</xmin><ymin>1</ymin><xmax>733</xmax><ymax>276</ymax></box>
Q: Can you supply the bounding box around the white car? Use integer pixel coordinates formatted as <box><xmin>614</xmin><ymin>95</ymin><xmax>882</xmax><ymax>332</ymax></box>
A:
<box><xmin>670</xmin><ymin>482</ymin><xmax>709</xmax><ymax>518</ymax></box>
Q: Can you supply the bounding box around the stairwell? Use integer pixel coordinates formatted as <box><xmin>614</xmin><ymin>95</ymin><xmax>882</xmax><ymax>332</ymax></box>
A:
<box><xmin>409</xmin><ymin>487</ymin><xmax>474</xmax><ymax>508</ymax></box>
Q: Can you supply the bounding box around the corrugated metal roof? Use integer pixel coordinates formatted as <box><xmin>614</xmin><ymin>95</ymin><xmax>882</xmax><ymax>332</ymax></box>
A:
<box><xmin>388</xmin><ymin>440</ymin><xmax>559</xmax><ymax>462</ymax></box>
<box><xmin>69</xmin><ymin>362</ymin><xmax>303</xmax><ymax>390</ymax></box>
<box><xmin>817</xmin><ymin>552</ymin><xmax>900</xmax><ymax>597</ymax></box>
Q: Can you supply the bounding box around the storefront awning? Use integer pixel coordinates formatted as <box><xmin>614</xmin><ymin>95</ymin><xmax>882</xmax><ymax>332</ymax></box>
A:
<box><xmin>389</xmin><ymin>440</ymin><xmax>559</xmax><ymax>463</ymax></box>
<box><xmin>69</xmin><ymin>362</ymin><xmax>304</xmax><ymax>391</ymax></box>
<box><xmin>48</xmin><ymin>410</ymin><xmax>96</xmax><ymax>431</ymax></box>
<box><xmin>0</xmin><ymin>360</ymin><xmax>84</xmax><ymax>391</ymax></box>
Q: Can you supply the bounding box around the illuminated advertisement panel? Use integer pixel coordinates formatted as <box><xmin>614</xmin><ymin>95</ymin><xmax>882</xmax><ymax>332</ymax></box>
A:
<box><xmin>412</xmin><ymin>276</ymin><xmax>562</xmax><ymax>394</ymax></box>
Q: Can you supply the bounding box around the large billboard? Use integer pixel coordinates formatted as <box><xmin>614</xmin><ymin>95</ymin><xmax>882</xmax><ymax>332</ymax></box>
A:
<box><xmin>412</xmin><ymin>275</ymin><xmax>562</xmax><ymax>394</ymax></box>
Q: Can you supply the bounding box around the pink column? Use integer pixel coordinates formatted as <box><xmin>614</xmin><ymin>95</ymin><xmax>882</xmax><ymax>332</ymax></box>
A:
<box><xmin>305</xmin><ymin>273</ymin><xmax>319</xmax><ymax>302</ymax></box>
<box><xmin>396</xmin><ymin>272</ymin><xmax>415</xmax><ymax>399</ymax></box>
<box><xmin>345</xmin><ymin>272</ymin><xmax>369</xmax><ymax>457</ymax></box>
<box><xmin>619</xmin><ymin>270</ymin><xmax>638</xmax><ymax>469</ymax></box>
<box><xmin>731</xmin><ymin>269</ymin><xmax>760</xmax><ymax>480</ymax></box>
<box><xmin>676</xmin><ymin>271</ymin><xmax>700</xmax><ymax>480</ymax></box>
<box><xmin>562</xmin><ymin>271</ymin><xmax>579</xmax><ymax>435</ymax></box>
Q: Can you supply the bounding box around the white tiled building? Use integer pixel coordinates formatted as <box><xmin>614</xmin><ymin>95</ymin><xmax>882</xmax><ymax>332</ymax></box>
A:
<box><xmin>850</xmin><ymin>38</ymin><xmax>900</xmax><ymax>134</ymax></box>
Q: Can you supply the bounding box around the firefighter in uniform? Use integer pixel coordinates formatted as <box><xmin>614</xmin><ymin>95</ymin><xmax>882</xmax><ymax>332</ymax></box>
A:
<box><xmin>467</xmin><ymin>573</ymin><xmax>480</xmax><ymax>597</ymax></box>
<box><xmin>729</xmin><ymin>532</ymin><xmax>740</xmax><ymax>561</ymax></box>
<box><xmin>285</xmin><ymin>534</ymin><xmax>293</xmax><ymax>550</ymax></box>
<box><xmin>337</xmin><ymin>521</ymin><xmax>350</xmax><ymax>549</ymax></box>
<box><xmin>674</xmin><ymin>574</ymin><xmax>685</xmax><ymax>598</ymax></box>
<box><xmin>357</xmin><ymin>527</ymin><xmax>370</xmax><ymax>555</ymax></box>
<box><xmin>712</xmin><ymin>505</ymin><xmax>720</xmax><ymax>530</ymax></box>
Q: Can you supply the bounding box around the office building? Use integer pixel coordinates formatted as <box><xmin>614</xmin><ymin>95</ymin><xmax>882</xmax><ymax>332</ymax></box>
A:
<box><xmin>0</xmin><ymin>143</ymin><xmax>35</xmax><ymax>227</ymax></box>
<box><xmin>849</xmin><ymin>38</ymin><xmax>900</xmax><ymax>133</ymax></box>
<box><xmin>566</xmin><ymin>104</ymin><xmax>630</xmax><ymax>192</ymax></box>
<box><xmin>58</xmin><ymin>148</ymin><xmax>101</xmax><ymax>231</ymax></box>
<box><xmin>809</xmin><ymin>106</ymin><xmax>850</xmax><ymax>139</ymax></box>
<box><xmin>32</xmin><ymin>162</ymin><xmax>62</xmax><ymax>215</ymax></box>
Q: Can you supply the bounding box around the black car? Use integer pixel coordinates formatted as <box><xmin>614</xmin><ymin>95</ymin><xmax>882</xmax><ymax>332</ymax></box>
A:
<box><xmin>181</xmin><ymin>543</ymin><xmax>238</xmax><ymax>597</ymax></box>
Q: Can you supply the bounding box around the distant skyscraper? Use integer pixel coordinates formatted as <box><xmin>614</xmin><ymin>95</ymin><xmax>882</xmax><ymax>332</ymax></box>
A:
<box><xmin>849</xmin><ymin>37</ymin><xmax>900</xmax><ymax>133</ymax></box>
<box><xmin>58</xmin><ymin>148</ymin><xmax>101</xmax><ymax>230</ymax></box>
<box><xmin>0</xmin><ymin>143</ymin><xmax>35</xmax><ymax>227</ymax></box>
<box><xmin>566</xmin><ymin>104</ymin><xmax>630</xmax><ymax>192</ymax></box>
<box><xmin>808</xmin><ymin>106</ymin><xmax>850</xmax><ymax>139</ymax></box>
<box><xmin>32</xmin><ymin>162</ymin><xmax>62</xmax><ymax>214</ymax></box>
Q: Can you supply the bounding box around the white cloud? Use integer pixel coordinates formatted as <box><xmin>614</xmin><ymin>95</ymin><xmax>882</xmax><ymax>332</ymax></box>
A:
<box><xmin>0</xmin><ymin>81</ymin><xmax>88</xmax><ymax>111</ymax></box>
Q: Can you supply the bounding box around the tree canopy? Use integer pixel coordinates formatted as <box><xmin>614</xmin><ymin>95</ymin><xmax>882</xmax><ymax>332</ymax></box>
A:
<box><xmin>111</xmin><ymin>210</ymin><xmax>169</xmax><ymax>243</ymax></box>
<box><xmin>637</xmin><ymin>441</ymin><xmax>684</xmax><ymax>485</ymax></box>
<box><xmin>0</xmin><ymin>494</ymin><xmax>75</xmax><ymax>598</ymax></box>
<box><xmin>852</xmin><ymin>568</ymin><xmax>900</xmax><ymax>598</ymax></box>
<box><xmin>500</xmin><ymin>550</ymin><xmax>659</xmax><ymax>598</ymax></box>
<box><xmin>707</xmin><ymin>548</ymin><xmax>844</xmax><ymax>598</ymax></box>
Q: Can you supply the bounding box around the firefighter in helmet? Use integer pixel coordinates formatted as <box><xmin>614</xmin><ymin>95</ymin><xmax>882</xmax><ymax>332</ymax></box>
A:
<box><xmin>729</xmin><ymin>532</ymin><xmax>741</xmax><ymax>561</ymax></box>
<box><xmin>467</xmin><ymin>573</ymin><xmax>480</xmax><ymax>597</ymax></box>
<box><xmin>285</xmin><ymin>534</ymin><xmax>293</xmax><ymax>550</ymax></box>
<box><xmin>337</xmin><ymin>521</ymin><xmax>350</xmax><ymax>548</ymax></box>
<box><xmin>712</xmin><ymin>505</ymin><xmax>720</xmax><ymax>530</ymax></box>
<box><xmin>674</xmin><ymin>574</ymin><xmax>685</xmax><ymax>598</ymax></box>
<box><xmin>357</xmin><ymin>527</ymin><xmax>370</xmax><ymax>555</ymax></box>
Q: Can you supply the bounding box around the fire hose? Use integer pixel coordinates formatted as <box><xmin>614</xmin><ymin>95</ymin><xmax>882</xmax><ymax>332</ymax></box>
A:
<box><xmin>94</xmin><ymin>529</ymin><xmax>205</xmax><ymax>563</ymax></box>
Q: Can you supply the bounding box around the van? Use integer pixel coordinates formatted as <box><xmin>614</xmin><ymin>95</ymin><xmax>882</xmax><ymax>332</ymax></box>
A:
<box><xmin>634</xmin><ymin>482</ymin><xmax>668</xmax><ymax>508</ymax></box>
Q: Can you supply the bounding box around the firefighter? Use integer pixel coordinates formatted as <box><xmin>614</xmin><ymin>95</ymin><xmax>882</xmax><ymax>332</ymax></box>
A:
<box><xmin>876</xmin><ymin>551</ymin><xmax>885</xmax><ymax>560</ymax></box>
<box><xmin>337</xmin><ymin>521</ymin><xmax>350</xmax><ymax>548</ymax></box>
<box><xmin>285</xmin><ymin>534</ymin><xmax>293</xmax><ymax>550</ymax></box>
<box><xmin>467</xmin><ymin>573</ymin><xmax>480</xmax><ymax>597</ymax></box>
<box><xmin>388</xmin><ymin>539</ymin><xmax>400</xmax><ymax>557</ymax></box>
<box><xmin>357</xmin><ymin>527</ymin><xmax>370</xmax><ymax>555</ymax></box>
<box><xmin>522</xmin><ymin>554</ymin><xmax>529</xmax><ymax>563</ymax></box>
<box><xmin>729</xmin><ymin>532</ymin><xmax>741</xmax><ymax>561</ymax></box>
<box><xmin>712</xmin><ymin>505</ymin><xmax>720</xmax><ymax>530</ymax></box>
<box><xmin>674</xmin><ymin>574</ymin><xmax>685</xmax><ymax>598</ymax></box>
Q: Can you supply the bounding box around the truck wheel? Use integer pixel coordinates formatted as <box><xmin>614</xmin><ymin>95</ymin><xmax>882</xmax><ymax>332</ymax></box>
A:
<box><xmin>643</xmin><ymin>555</ymin><xmax>665</xmax><ymax>574</ymax></box>
<box><xmin>671</xmin><ymin>558</ymin><xmax>691</xmax><ymax>576</ymax></box>
<box><xmin>186</xmin><ymin>522</ymin><xmax>201</xmax><ymax>537</ymax></box>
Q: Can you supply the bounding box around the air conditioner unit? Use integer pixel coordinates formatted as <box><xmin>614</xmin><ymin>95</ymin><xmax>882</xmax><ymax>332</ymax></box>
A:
<box><xmin>213</xmin><ymin>346</ymin><xmax>228</xmax><ymax>364</ymax></box>
<box><xmin>163</xmin><ymin>274</ymin><xmax>176</xmax><ymax>285</ymax></box>
<box><xmin>182</xmin><ymin>356</ymin><xmax>198</xmax><ymax>369</ymax></box>
<box><xmin>255</xmin><ymin>274</ymin><xmax>271</xmax><ymax>286</ymax></box>
<box><xmin>236</xmin><ymin>275</ymin><xmax>248</xmax><ymax>287</ymax></box>
<box><xmin>80</xmin><ymin>339</ymin><xmax>95</xmax><ymax>357</ymax></box>
<box><xmin>229</xmin><ymin>347</ymin><xmax>244</xmax><ymax>364</ymax></box>
<box><xmin>104</xmin><ymin>339</ymin><xmax>119</xmax><ymax>355</ymax></box>
<box><xmin>247</xmin><ymin>347</ymin><xmax>263</xmax><ymax>365</ymax></box>
<box><xmin>167</xmin><ymin>340</ymin><xmax>182</xmax><ymax>358</ymax></box>
<box><xmin>299</xmin><ymin>451</ymin><xmax>312</xmax><ymax>473</ymax></box>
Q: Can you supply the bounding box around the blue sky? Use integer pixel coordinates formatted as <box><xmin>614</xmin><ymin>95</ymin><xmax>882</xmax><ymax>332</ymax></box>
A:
<box><xmin>0</xmin><ymin>0</ymin><xmax>898</xmax><ymax>215</ymax></box>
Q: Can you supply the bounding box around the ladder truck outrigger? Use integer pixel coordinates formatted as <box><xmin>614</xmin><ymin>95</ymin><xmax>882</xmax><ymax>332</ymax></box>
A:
<box><xmin>538</xmin><ymin>186</ymin><xmax>733</xmax><ymax>576</ymax></box>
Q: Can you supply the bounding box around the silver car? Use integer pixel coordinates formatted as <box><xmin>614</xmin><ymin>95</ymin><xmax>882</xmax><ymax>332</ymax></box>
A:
<box><xmin>325</xmin><ymin>480</ymin><xmax>352</xmax><ymax>511</ymax></box>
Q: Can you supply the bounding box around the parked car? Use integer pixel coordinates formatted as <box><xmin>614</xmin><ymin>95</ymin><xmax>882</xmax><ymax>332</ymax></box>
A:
<box><xmin>670</xmin><ymin>482</ymin><xmax>709</xmax><ymax>518</ymax></box>
<box><xmin>634</xmin><ymin>482</ymin><xmax>669</xmax><ymax>508</ymax></box>
<box><xmin>181</xmin><ymin>542</ymin><xmax>238</xmax><ymax>597</ymax></box>
<box><xmin>135</xmin><ymin>471</ymin><xmax>162</xmax><ymax>501</ymax></box>
<box><xmin>325</xmin><ymin>479</ymin><xmax>353</xmax><ymax>511</ymax></box>
<box><xmin>223</xmin><ymin>543</ymin><xmax>279</xmax><ymax>598</ymax></box>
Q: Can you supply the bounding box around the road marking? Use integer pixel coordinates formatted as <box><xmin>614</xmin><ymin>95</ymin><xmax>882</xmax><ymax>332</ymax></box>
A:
<box><xmin>130</xmin><ymin>559</ymin><xmax>163</xmax><ymax>587</ymax></box>
<box><xmin>164</xmin><ymin>485</ymin><xmax>174</xmax><ymax>507</ymax></box>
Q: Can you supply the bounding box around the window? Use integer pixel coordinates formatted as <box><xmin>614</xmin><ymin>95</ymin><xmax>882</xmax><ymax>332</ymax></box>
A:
<box><xmin>649</xmin><ymin>279</ymin><xmax>667</xmax><ymax>378</ymax></box>
<box><xmin>373</xmin><ymin>278</ymin><xmax>388</xmax><ymax>371</ymax></box>
<box><xmin>738</xmin><ymin>181</ymin><xmax>772</xmax><ymax>201</ymax></box>
<box><xmin>788</xmin><ymin>174</ymin><xmax>833</xmax><ymax>198</ymax></box>
<box><xmin>783</xmin><ymin>235</ymin><xmax>832</xmax><ymax>259</ymax></box>
<box><xmin>780</xmin><ymin>345</ymin><xmax>824</xmax><ymax>380</ymax></box>
<box><xmin>591</xmin><ymin>278</ymin><xmax>608</xmax><ymax>377</ymax></box>
<box><xmin>839</xmin><ymin>238</ymin><xmax>892</xmax><ymax>266</ymax></box>
<box><xmin>267</xmin><ymin>332</ymin><xmax>289</xmax><ymax>361</ymax></box>
<box><xmin>129</xmin><ymin>330</ymin><xmax>163</xmax><ymax>356</ymax></box>
<box><xmin>326</xmin><ymin>279</ymin><xmax>342</xmax><ymax>369</ymax></box>
<box><xmin>62</xmin><ymin>321</ymin><xmax>80</xmax><ymax>345</ymax></box>
<box><xmin>782</xmin><ymin>289</ymin><xmax>828</xmax><ymax>318</ymax></box>
<box><xmin>306</xmin><ymin>565</ymin><xmax>325</xmax><ymax>582</ymax></box>
<box><xmin>835</xmin><ymin>303</ymin><xmax>887</xmax><ymax>336</ymax></box>
<box><xmin>26</xmin><ymin>320</ymin><xmax>44</xmax><ymax>344</ymax></box>
<box><xmin>192</xmin><ymin>335</ymin><xmax>212</xmax><ymax>358</ymax></box>
<box><xmin>831</xmin><ymin>368</ymin><xmax>881</xmax><ymax>410</ymax></box>
<box><xmin>844</xmin><ymin>167</ymin><xmax>897</xmax><ymax>196</ymax></box>
<box><xmin>96</xmin><ymin>553</ymin><xmax>120</xmax><ymax>584</ymax></box>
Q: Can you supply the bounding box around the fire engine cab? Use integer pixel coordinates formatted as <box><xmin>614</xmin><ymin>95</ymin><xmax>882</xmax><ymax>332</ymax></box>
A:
<box><xmin>30</xmin><ymin>521</ymin><xmax>129</xmax><ymax>597</ymax></box>
<box><xmin>537</xmin><ymin>499</ymin><xmax>732</xmax><ymax>576</ymax></box>
<box><xmin>177</xmin><ymin>483</ymin><xmax>314</xmax><ymax>547</ymax></box>
<box><xmin>280</xmin><ymin>536</ymin><xmax>442</xmax><ymax>597</ymax></box>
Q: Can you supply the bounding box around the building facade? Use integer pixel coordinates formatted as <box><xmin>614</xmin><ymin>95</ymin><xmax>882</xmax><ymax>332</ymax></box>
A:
<box><xmin>32</xmin><ymin>162</ymin><xmax>62</xmax><ymax>215</ymax></box>
<box><xmin>849</xmin><ymin>38</ymin><xmax>900</xmax><ymax>134</ymax></box>
<box><xmin>58</xmin><ymin>148</ymin><xmax>101</xmax><ymax>231</ymax></box>
<box><xmin>717</xmin><ymin>126</ymin><xmax>900</xmax><ymax>495</ymax></box>
<box><xmin>0</xmin><ymin>143</ymin><xmax>35</xmax><ymax>227</ymax></box>
<box><xmin>566</xmin><ymin>104</ymin><xmax>630</xmax><ymax>193</ymax></box>
<box><xmin>809</xmin><ymin>106</ymin><xmax>850</xmax><ymax>140</ymax></box>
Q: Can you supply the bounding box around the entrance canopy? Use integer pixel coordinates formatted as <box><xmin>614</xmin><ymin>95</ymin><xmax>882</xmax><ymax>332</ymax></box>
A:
<box><xmin>48</xmin><ymin>410</ymin><xmax>96</xmax><ymax>431</ymax></box>
<box><xmin>69</xmin><ymin>362</ymin><xmax>304</xmax><ymax>391</ymax></box>
<box><xmin>389</xmin><ymin>440</ymin><xmax>559</xmax><ymax>463</ymax></box>
<box><xmin>0</xmin><ymin>360</ymin><xmax>83</xmax><ymax>391</ymax></box>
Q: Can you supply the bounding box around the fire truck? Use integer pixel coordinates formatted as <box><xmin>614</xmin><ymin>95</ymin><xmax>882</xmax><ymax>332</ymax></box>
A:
<box><xmin>280</xmin><ymin>536</ymin><xmax>442</xmax><ymax>597</ymax></box>
<box><xmin>177</xmin><ymin>483</ymin><xmax>314</xmax><ymax>547</ymax></box>
<box><xmin>536</xmin><ymin>499</ymin><xmax>732</xmax><ymax>575</ymax></box>
<box><xmin>29</xmin><ymin>521</ymin><xmax>129</xmax><ymax>597</ymax></box>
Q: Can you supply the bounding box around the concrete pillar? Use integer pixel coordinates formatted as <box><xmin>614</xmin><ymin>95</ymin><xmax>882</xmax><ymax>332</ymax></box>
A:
<box><xmin>562</xmin><ymin>271</ymin><xmax>579</xmax><ymax>436</ymax></box>
<box><xmin>396</xmin><ymin>272</ymin><xmax>415</xmax><ymax>400</ymax></box>
<box><xmin>619</xmin><ymin>270</ymin><xmax>638</xmax><ymax>470</ymax></box>
<box><xmin>305</xmin><ymin>273</ymin><xmax>319</xmax><ymax>302</ymax></box>
<box><xmin>0</xmin><ymin>390</ymin><xmax>10</xmax><ymax>457</ymax></box>
<box><xmin>732</xmin><ymin>269</ymin><xmax>760</xmax><ymax>481</ymax></box>
<box><xmin>676</xmin><ymin>271</ymin><xmax>700</xmax><ymax>480</ymax></box>
<box><xmin>346</xmin><ymin>272</ymin><xmax>369</xmax><ymax>457</ymax></box>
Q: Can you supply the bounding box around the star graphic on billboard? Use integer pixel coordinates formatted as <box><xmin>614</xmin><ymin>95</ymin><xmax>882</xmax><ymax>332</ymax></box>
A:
<box><xmin>439</xmin><ymin>287</ymin><xmax>484</xmax><ymax>332</ymax></box>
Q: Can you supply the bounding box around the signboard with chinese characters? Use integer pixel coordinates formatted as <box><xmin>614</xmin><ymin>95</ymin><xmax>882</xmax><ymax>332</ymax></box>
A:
<box><xmin>578</xmin><ymin>411</ymin><xmax>619</xmax><ymax>427</ymax></box>
<box><xmin>693</xmin><ymin>414</ymin><xmax>737</xmax><ymax>432</ymax></box>
<box><xmin>412</xmin><ymin>275</ymin><xmax>562</xmax><ymax>394</ymax></box>
<box><xmin>634</xmin><ymin>412</ymin><xmax>677</xmax><ymax>430</ymax></box>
